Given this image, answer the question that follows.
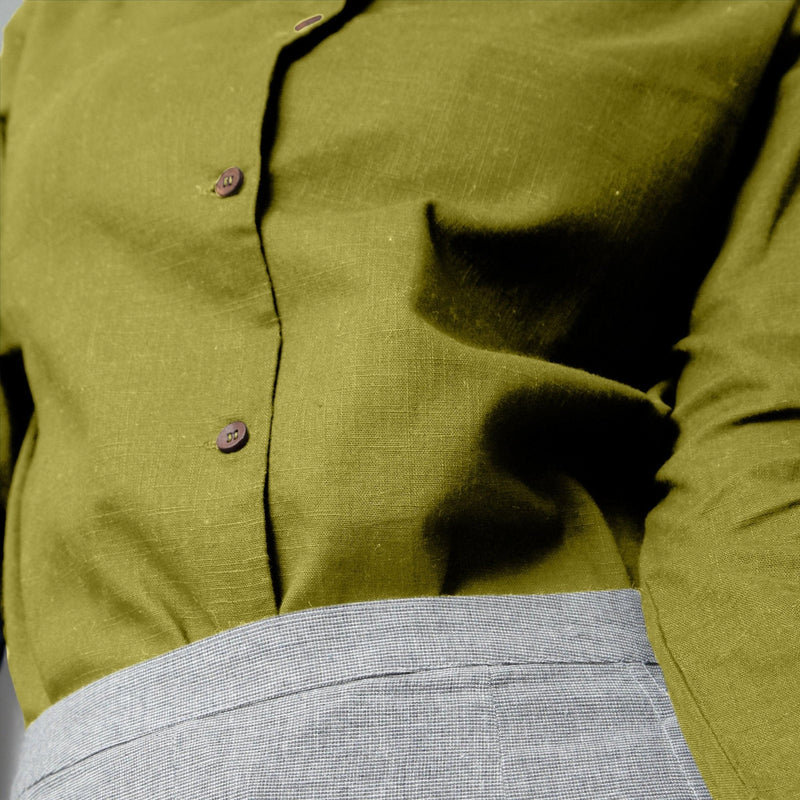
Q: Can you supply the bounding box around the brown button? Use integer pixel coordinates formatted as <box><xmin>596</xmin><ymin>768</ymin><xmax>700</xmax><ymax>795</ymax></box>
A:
<box><xmin>215</xmin><ymin>167</ymin><xmax>244</xmax><ymax>197</ymax></box>
<box><xmin>217</xmin><ymin>421</ymin><xmax>248</xmax><ymax>453</ymax></box>
<box><xmin>295</xmin><ymin>14</ymin><xmax>323</xmax><ymax>31</ymax></box>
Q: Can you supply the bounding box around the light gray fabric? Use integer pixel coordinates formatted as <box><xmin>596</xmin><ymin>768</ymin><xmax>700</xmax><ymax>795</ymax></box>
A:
<box><xmin>13</xmin><ymin>591</ymin><xmax>711</xmax><ymax>799</ymax></box>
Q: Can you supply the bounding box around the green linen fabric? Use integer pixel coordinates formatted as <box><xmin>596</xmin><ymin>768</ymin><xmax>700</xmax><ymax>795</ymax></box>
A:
<box><xmin>1</xmin><ymin>1</ymin><xmax>799</xmax><ymax>797</ymax></box>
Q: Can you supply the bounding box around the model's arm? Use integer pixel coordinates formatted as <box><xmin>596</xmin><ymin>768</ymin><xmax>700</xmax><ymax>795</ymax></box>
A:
<box><xmin>641</xmin><ymin>13</ymin><xmax>800</xmax><ymax>798</ymax></box>
<box><xmin>0</xmin><ymin>4</ymin><xmax>34</xmax><ymax>794</ymax></box>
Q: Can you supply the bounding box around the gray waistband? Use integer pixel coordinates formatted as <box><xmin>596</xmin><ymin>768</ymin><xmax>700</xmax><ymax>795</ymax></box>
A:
<box><xmin>15</xmin><ymin>590</ymin><xmax>655</xmax><ymax>795</ymax></box>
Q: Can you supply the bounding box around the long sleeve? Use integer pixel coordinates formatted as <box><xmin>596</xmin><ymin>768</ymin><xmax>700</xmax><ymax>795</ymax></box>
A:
<box><xmin>0</xmin><ymin>2</ymin><xmax>36</xmax><ymax>662</ymax></box>
<box><xmin>640</xmin><ymin>15</ymin><xmax>800</xmax><ymax>800</ymax></box>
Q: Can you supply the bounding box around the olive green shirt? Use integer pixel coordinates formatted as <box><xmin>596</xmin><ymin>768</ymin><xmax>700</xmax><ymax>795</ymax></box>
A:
<box><xmin>2</xmin><ymin>2</ymin><xmax>799</xmax><ymax>798</ymax></box>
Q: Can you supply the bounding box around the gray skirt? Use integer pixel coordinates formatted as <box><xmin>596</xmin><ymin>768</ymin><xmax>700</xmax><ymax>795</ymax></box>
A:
<box><xmin>12</xmin><ymin>590</ymin><xmax>711</xmax><ymax>799</ymax></box>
